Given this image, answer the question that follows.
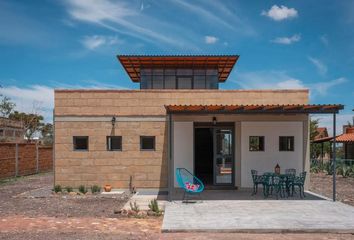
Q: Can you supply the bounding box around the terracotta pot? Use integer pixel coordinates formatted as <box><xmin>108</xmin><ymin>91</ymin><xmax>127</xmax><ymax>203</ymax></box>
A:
<box><xmin>104</xmin><ymin>185</ymin><xmax>112</xmax><ymax>192</ymax></box>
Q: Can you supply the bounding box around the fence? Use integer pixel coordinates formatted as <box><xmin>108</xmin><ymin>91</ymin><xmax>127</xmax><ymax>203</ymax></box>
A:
<box><xmin>0</xmin><ymin>142</ymin><xmax>53</xmax><ymax>179</ymax></box>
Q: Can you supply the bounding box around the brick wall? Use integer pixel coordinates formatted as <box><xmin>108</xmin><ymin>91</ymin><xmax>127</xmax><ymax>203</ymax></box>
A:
<box><xmin>0</xmin><ymin>143</ymin><xmax>53</xmax><ymax>179</ymax></box>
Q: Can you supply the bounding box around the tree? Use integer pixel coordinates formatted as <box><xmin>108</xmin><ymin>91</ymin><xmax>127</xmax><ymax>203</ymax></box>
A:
<box><xmin>310</xmin><ymin>118</ymin><xmax>331</xmax><ymax>159</ymax></box>
<box><xmin>40</xmin><ymin>123</ymin><xmax>53</xmax><ymax>145</ymax></box>
<box><xmin>8</xmin><ymin>111</ymin><xmax>44</xmax><ymax>141</ymax></box>
<box><xmin>0</xmin><ymin>94</ymin><xmax>16</xmax><ymax>117</ymax></box>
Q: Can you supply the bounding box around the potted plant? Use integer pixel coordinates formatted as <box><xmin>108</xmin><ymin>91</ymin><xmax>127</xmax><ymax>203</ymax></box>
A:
<box><xmin>104</xmin><ymin>184</ymin><xmax>112</xmax><ymax>192</ymax></box>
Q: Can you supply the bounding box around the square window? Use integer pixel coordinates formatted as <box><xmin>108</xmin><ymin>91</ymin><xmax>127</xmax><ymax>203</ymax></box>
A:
<box><xmin>177</xmin><ymin>77</ymin><xmax>192</xmax><ymax>89</ymax></box>
<box><xmin>193</xmin><ymin>76</ymin><xmax>206</xmax><ymax>89</ymax></box>
<box><xmin>279</xmin><ymin>136</ymin><xmax>294</xmax><ymax>151</ymax></box>
<box><xmin>140</xmin><ymin>136</ymin><xmax>155</xmax><ymax>151</ymax></box>
<box><xmin>249</xmin><ymin>136</ymin><xmax>264</xmax><ymax>151</ymax></box>
<box><xmin>107</xmin><ymin>136</ymin><xmax>122</xmax><ymax>151</ymax></box>
<box><xmin>164</xmin><ymin>76</ymin><xmax>176</xmax><ymax>89</ymax></box>
<box><xmin>73</xmin><ymin>136</ymin><xmax>88</xmax><ymax>151</ymax></box>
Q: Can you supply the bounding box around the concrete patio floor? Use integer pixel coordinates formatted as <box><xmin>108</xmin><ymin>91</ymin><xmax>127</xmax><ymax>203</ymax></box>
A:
<box><xmin>162</xmin><ymin>199</ymin><xmax>354</xmax><ymax>233</ymax></box>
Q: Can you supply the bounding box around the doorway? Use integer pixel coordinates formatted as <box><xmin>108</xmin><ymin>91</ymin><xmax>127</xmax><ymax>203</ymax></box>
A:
<box><xmin>194</xmin><ymin>123</ymin><xmax>234</xmax><ymax>187</ymax></box>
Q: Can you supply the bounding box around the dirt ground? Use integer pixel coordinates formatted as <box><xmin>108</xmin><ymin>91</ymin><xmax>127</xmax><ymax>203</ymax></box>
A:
<box><xmin>1</xmin><ymin>172</ymin><xmax>354</xmax><ymax>240</ymax></box>
<box><xmin>310</xmin><ymin>172</ymin><xmax>354</xmax><ymax>206</ymax></box>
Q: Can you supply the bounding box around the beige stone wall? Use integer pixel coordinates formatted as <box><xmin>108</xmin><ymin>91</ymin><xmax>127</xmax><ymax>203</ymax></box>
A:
<box><xmin>54</xmin><ymin>89</ymin><xmax>309</xmax><ymax>189</ymax></box>
<box><xmin>55</xmin><ymin>89</ymin><xmax>309</xmax><ymax>116</ymax></box>
<box><xmin>55</xmin><ymin>120</ymin><xmax>168</xmax><ymax>188</ymax></box>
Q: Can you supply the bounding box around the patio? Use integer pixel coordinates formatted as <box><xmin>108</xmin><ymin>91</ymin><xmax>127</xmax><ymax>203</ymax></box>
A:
<box><xmin>162</xmin><ymin>199</ymin><xmax>354</xmax><ymax>233</ymax></box>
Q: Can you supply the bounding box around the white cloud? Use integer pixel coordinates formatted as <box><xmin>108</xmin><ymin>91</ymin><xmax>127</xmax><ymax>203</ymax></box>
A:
<box><xmin>271</xmin><ymin>34</ymin><xmax>301</xmax><ymax>45</ymax></box>
<box><xmin>262</xmin><ymin>5</ymin><xmax>298</xmax><ymax>21</ymax></box>
<box><xmin>308</xmin><ymin>57</ymin><xmax>328</xmax><ymax>76</ymax></box>
<box><xmin>312</xmin><ymin>114</ymin><xmax>354</xmax><ymax>136</ymax></box>
<box><xmin>311</xmin><ymin>77</ymin><xmax>347</xmax><ymax>96</ymax></box>
<box><xmin>63</xmin><ymin>0</ymin><xmax>199</xmax><ymax>49</ymax></box>
<box><xmin>233</xmin><ymin>71</ymin><xmax>306</xmax><ymax>90</ymax></box>
<box><xmin>81</xmin><ymin>35</ymin><xmax>121</xmax><ymax>50</ymax></box>
<box><xmin>0</xmin><ymin>85</ymin><xmax>54</xmax><ymax>122</ymax></box>
<box><xmin>233</xmin><ymin>71</ymin><xmax>347</xmax><ymax>97</ymax></box>
<box><xmin>205</xmin><ymin>36</ymin><xmax>218</xmax><ymax>44</ymax></box>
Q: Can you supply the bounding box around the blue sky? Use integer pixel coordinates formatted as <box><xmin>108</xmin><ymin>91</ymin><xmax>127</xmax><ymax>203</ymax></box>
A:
<box><xmin>0</xmin><ymin>0</ymin><xmax>353</xmax><ymax>133</ymax></box>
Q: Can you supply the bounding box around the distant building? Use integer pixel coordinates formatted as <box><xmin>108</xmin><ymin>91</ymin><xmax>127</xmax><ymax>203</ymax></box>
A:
<box><xmin>315</xmin><ymin>127</ymin><xmax>329</xmax><ymax>140</ymax></box>
<box><xmin>0</xmin><ymin>117</ymin><xmax>24</xmax><ymax>142</ymax></box>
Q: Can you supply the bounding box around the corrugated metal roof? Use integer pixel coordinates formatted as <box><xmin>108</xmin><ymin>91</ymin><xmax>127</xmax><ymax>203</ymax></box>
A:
<box><xmin>165</xmin><ymin>104</ymin><xmax>344</xmax><ymax>114</ymax></box>
<box><xmin>117</xmin><ymin>55</ymin><xmax>239</xmax><ymax>82</ymax></box>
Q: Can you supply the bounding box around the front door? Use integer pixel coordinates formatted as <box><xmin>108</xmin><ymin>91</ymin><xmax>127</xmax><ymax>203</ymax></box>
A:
<box><xmin>214</xmin><ymin>127</ymin><xmax>234</xmax><ymax>185</ymax></box>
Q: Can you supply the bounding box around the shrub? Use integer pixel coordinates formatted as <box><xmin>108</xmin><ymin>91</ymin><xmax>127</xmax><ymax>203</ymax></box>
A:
<box><xmin>78</xmin><ymin>185</ymin><xmax>88</xmax><ymax>194</ymax></box>
<box><xmin>53</xmin><ymin>185</ymin><xmax>62</xmax><ymax>193</ymax></box>
<box><xmin>130</xmin><ymin>201</ymin><xmax>139</xmax><ymax>212</ymax></box>
<box><xmin>148</xmin><ymin>199</ymin><xmax>161</xmax><ymax>215</ymax></box>
<box><xmin>91</xmin><ymin>185</ymin><xmax>101</xmax><ymax>193</ymax></box>
<box><xmin>339</xmin><ymin>164</ymin><xmax>351</xmax><ymax>178</ymax></box>
<box><xmin>65</xmin><ymin>186</ymin><xmax>73</xmax><ymax>193</ymax></box>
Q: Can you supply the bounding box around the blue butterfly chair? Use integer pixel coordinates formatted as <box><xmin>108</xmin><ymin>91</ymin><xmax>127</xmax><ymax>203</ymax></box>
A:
<box><xmin>176</xmin><ymin>168</ymin><xmax>204</xmax><ymax>202</ymax></box>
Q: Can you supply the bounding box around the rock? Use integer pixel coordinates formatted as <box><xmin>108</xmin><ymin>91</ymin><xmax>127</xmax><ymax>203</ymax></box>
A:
<box><xmin>137</xmin><ymin>211</ymin><xmax>147</xmax><ymax>217</ymax></box>
<box><xmin>113</xmin><ymin>209</ymin><xmax>122</xmax><ymax>214</ymax></box>
<box><xmin>69</xmin><ymin>192</ymin><xmax>77</xmax><ymax>196</ymax></box>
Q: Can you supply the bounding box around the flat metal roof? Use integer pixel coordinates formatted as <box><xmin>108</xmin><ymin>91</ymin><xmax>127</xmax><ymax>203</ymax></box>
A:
<box><xmin>117</xmin><ymin>55</ymin><xmax>239</xmax><ymax>82</ymax></box>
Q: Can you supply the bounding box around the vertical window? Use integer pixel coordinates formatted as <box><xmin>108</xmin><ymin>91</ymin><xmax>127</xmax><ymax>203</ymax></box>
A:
<box><xmin>164</xmin><ymin>75</ymin><xmax>176</xmax><ymax>89</ymax></box>
<box><xmin>279</xmin><ymin>136</ymin><xmax>294</xmax><ymax>151</ymax></box>
<box><xmin>140</xmin><ymin>136</ymin><xmax>155</xmax><ymax>151</ymax></box>
<box><xmin>153</xmin><ymin>75</ymin><xmax>164</xmax><ymax>89</ymax></box>
<box><xmin>177</xmin><ymin>77</ymin><xmax>192</xmax><ymax>89</ymax></box>
<box><xmin>0</xmin><ymin>129</ymin><xmax>3</xmax><ymax>136</ymax></box>
<box><xmin>73</xmin><ymin>136</ymin><xmax>89</xmax><ymax>151</ymax></box>
<box><xmin>249</xmin><ymin>136</ymin><xmax>265</xmax><ymax>151</ymax></box>
<box><xmin>107</xmin><ymin>136</ymin><xmax>122</xmax><ymax>151</ymax></box>
<box><xmin>193</xmin><ymin>76</ymin><xmax>206</xmax><ymax>89</ymax></box>
<box><xmin>206</xmin><ymin>75</ymin><xmax>218</xmax><ymax>89</ymax></box>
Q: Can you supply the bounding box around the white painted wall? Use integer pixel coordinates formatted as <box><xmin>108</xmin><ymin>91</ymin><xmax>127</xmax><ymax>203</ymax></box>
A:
<box><xmin>241</xmin><ymin>121</ymin><xmax>303</xmax><ymax>188</ymax></box>
<box><xmin>173</xmin><ymin>122</ymin><xmax>194</xmax><ymax>187</ymax></box>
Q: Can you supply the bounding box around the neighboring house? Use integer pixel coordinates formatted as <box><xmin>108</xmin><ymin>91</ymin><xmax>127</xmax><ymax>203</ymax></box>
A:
<box><xmin>54</xmin><ymin>55</ymin><xmax>343</xmax><ymax>197</ymax></box>
<box><xmin>0</xmin><ymin>117</ymin><xmax>24</xmax><ymax>142</ymax></box>
<box><xmin>315</xmin><ymin>127</ymin><xmax>329</xmax><ymax>140</ymax></box>
<box><xmin>337</xmin><ymin>126</ymin><xmax>354</xmax><ymax>160</ymax></box>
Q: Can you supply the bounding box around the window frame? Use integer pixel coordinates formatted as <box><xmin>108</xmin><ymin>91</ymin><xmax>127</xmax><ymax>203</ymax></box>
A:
<box><xmin>249</xmin><ymin>136</ymin><xmax>265</xmax><ymax>152</ymax></box>
<box><xmin>140</xmin><ymin>136</ymin><xmax>156</xmax><ymax>151</ymax></box>
<box><xmin>106</xmin><ymin>136</ymin><xmax>122</xmax><ymax>151</ymax></box>
<box><xmin>73</xmin><ymin>136</ymin><xmax>89</xmax><ymax>151</ymax></box>
<box><xmin>279</xmin><ymin>136</ymin><xmax>295</xmax><ymax>152</ymax></box>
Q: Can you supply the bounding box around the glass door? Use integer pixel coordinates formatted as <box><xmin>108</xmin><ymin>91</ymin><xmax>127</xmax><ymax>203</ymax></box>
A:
<box><xmin>214</xmin><ymin>128</ymin><xmax>234</xmax><ymax>185</ymax></box>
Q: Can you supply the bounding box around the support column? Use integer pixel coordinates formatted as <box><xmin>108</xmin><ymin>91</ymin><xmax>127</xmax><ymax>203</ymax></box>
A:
<box><xmin>332</xmin><ymin>113</ymin><xmax>336</xmax><ymax>202</ymax></box>
<box><xmin>167</xmin><ymin>114</ymin><xmax>173</xmax><ymax>202</ymax></box>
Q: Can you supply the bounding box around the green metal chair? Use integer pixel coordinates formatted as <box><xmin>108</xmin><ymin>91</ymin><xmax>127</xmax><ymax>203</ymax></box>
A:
<box><xmin>251</xmin><ymin>170</ymin><xmax>264</xmax><ymax>195</ymax></box>
<box><xmin>291</xmin><ymin>171</ymin><xmax>307</xmax><ymax>198</ymax></box>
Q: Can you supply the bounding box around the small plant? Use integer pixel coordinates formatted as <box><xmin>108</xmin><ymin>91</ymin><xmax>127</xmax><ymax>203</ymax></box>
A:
<box><xmin>78</xmin><ymin>185</ymin><xmax>88</xmax><ymax>194</ymax></box>
<box><xmin>148</xmin><ymin>198</ymin><xmax>162</xmax><ymax>215</ymax></box>
<box><xmin>339</xmin><ymin>164</ymin><xmax>351</xmax><ymax>178</ymax></box>
<box><xmin>91</xmin><ymin>185</ymin><xmax>101</xmax><ymax>193</ymax></box>
<box><xmin>65</xmin><ymin>186</ymin><xmax>73</xmax><ymax>193</ymax></box>
<box><xmin>130</xmin><ymin>201</ymin><xmax>139</xmax><ymax>212</ymax></box>
<box><xmin>53</xmin><ymin>184</ymin><xmax>62</xmax><ymax>193</ymax></box>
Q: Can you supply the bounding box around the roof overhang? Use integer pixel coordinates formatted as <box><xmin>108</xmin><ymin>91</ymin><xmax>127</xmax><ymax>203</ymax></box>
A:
<box><xmin>117</xmin><ymin>55</ymin><xmax>239</xmax><ymax>82</ymax></box>
<box><xmin>165</xmin><ymin>104</ymin><xmax>344</xmax><ymax>114</ymax></box>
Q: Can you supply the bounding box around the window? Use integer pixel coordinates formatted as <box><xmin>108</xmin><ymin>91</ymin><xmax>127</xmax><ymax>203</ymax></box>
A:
<box><xmin>193</xmin><ymin>76</ymin><xmax>206</xmax><ymax>89</ymax></box>
<box><xmin>249</xmin><ymin>136</ymin><xmax>264</xmax><ymax>151</ymax></box>
<box><xmin>164</xmin><ymin>75</ymin><xmax>176</xmax><ymax>89</ymax></box>
<box><xmin>0</xmin><ymin>129</ymin><xmax>3</xmax><ymax>136</ymax></box>
<box><xmin>107</xmin><ymin>136</ymin><xmax>122</xmax><ymax>151</ymax></box>
<box><xmin>140</xmin><ymin>136</ymin><xmax>155</xmax><ymax>151</ymax></box>
<box><xmin>153</xmin><ymin>75</ymin><xmax>164</xmax><ymax>89</ymax></box>
<box><xmin>279</xmin><ymin>136</ymin><xmax>294</xmax><ymax>151</ymax></box>
<box><xmin>73</xmin><ymin>136</ymin><xmax>89</xmax><ymax>151</ymax></box>
<box><xmin>177</xmin><ymin>77</ymin><xmax>192</xmax><ymax>89</ymax></box>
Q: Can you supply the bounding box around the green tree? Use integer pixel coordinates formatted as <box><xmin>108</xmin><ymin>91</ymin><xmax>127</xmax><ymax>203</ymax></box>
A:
<box><xmin>9</xmin><ymin>111</ymin><xmax>44</xmax><ymax>141</ymax></box>
<box><xmin>40</xmin><ymin>123</ymin><xmax>53</xmax><ymax>145</ymax></box>
<box><xmin>0</xmin><ymin>94</ymin><xmax>16</xmax><ymax>117</ymax></box>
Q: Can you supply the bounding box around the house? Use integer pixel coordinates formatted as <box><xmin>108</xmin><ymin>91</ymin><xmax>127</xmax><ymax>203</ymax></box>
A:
<box><xmin>315</xmin><ymin>127</ymin><xmax>329</xmax><ymax>140</ymax></box>
<box><xmin>54</xmin><ymin>55</ymin><xmax>343</xmax><ymax>197</ymax></box>
<box><xmin>0</xmin><ymin>117</ymin><xmax>24</xmax><ymax>142</ymax></box>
